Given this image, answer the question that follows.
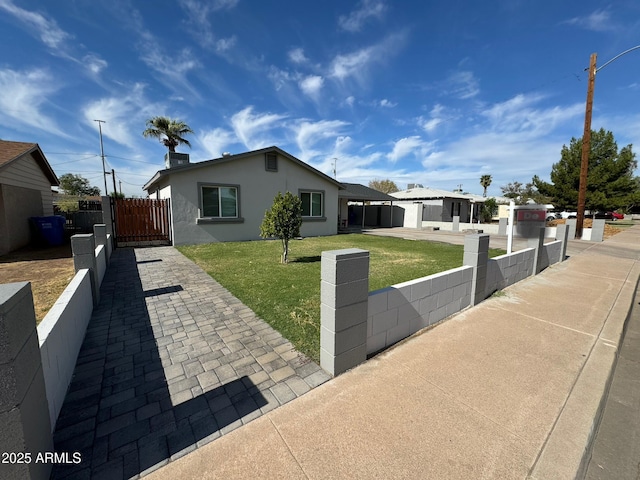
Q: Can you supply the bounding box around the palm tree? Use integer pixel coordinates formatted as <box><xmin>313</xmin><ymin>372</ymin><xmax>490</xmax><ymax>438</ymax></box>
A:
<box><xmin>480</xmin><ymin>174</ymin><xmax>492</xmax><ymax>197</ymax></box>
<box><xmin>143</xmin><ymin>116</ymin><xmax>194</xmax><ymax>152</ymax></box>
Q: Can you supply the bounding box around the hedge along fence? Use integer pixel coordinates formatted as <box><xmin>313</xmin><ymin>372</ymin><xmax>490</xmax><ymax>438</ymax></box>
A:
<box><xmin>1</xmin><ymin>224</ymin><xmax>112</xmax><ymax>480</ymax></box>
<box><xmin>320</xmin><ymin>225</ymin><xmax>571</xmax><ymax>376</ymax></box>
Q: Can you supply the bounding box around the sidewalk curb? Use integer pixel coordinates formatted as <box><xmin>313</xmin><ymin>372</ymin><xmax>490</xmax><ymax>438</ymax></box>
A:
<box><xmin>529</xmin><ymin>260</ymin><xmax>640</xmax><ymax>479</ymax></box>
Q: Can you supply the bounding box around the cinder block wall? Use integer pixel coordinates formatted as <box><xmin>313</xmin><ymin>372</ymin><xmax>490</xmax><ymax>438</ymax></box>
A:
<box><xmin>367</xmin><ymin>266</ymin><xmax>473</xmax><ymax>354</ymax></box>
<box><xmin>541</xmin><ymin>240</ymin><xmax>563</xmax><ymax>269</ymax></box>
<box><xmin>485</xmin><ymin>249</ymin><xmax>535</xmax><ymax>297</ymax></box>
<box><xmin>0</xmin><ymin>282</ymin><xmax>53</xmax><ymax>480</ymax></box>
<box><xmin>37</xmin><ymin>270</ymin><xmax>94</xmax><ymax>430</ymax></box>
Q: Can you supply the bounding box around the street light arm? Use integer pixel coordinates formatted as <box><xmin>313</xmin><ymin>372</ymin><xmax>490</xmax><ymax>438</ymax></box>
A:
<box><xmin>596</xmin><ymin>45</ymin><xmax>640</xmax><ymax>72</ymax></box>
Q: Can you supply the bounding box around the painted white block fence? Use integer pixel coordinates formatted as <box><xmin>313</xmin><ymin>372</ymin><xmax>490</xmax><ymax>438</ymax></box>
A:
<box><xmin>0</xmin><ymin>224</ymin><xmax>112</xmax><ymax>479</ymax></box>
<box><xmin>320</xmin><ymin>226</ymin><xmax>571</xmax><ymax>376</ymax></box>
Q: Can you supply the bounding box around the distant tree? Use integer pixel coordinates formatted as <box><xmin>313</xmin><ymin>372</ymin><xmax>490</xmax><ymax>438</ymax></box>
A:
<box><xmin>368</xmin><ymin>179</ymin><xmax>399</xmax><ymax>194</ymax></box>
<box><xmin>260</xmin><ymin>192</ymin><xmax>303</xmax><ymax>264</ymax></box>
<box><xmin>110</xmin><ymin>191</ymin><xmax>125</xmax><ymax>199</ymax></box>
<box><xmin>59</xmin><ymin>173</ymin><xmax>101</xmax><ymax>196</ymax></box>
<box><xmin>500</xmin><ymin>181</ymin><xmax>547</xmax><ymax>205</ymax></box>
<box><xmin>533</xmin><ymin>129</ymin><xmax>638</xmax><ymax>211</ymax></box>
<box><xmin>480</xmin><ymin>197</ymin><xmax>498</xmax><ymax>223</ymax></box>
<box><xmin>479</xmin><ymin>174</ymin><xmax>492</xmax><ymax>197</ymax></box>
<box><xmin>143</xmin><ymin>116</ymin><xmax>194</xmax><ymax>152</ymax></box>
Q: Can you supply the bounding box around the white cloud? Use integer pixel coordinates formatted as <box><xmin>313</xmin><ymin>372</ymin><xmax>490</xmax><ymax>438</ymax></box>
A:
<box><xmin>139</xmin><ymin>41</ymin><xmax>201</xmax><ymax>100</ymax></box>
<box><xmin>230</xmin><ymin>106</ymin><xmax>288</xmax><ymax>150</ymax></box>
<box><xmin>83</xmin><ymin>83</ymin><xmax>163</xmax><ymax>147</ymax></box>
<box><xmin>293</xmin><ymin>119</ymin><xmax>350</xmax><ymax>161</ymax></box>
<box><xmin>344</xmin><ymin>96</ymin><xmax>355</xmax><ymax>107</ymax></box>
<box><xmin>338</xmin><ymin>0</ymin><xmax>387</xmax><ymax>32</ymax></box>
<box><xmin>288</xmin><ymin>47</ymin><xmax>308</xmax><ymax>64</ymax></box>
<box><xmin>563</xmin><ymin>9</ymin><xmax>614</xmax><ymax>32</ymax></box>
<box><xmin>419</xmin><ymin>104</ymin><xmax>455</xmax><ymax>133</ymax></box>
<box><xmin>444</xmin><ymin>71</ymin><xmax>480</xmax><ymax>99</ymax></box>
<box><xmin>416</xmin><ymin>96</ymin><xmax>587</xmax><ymax>193</ymax></box>
<box><xmin>83</xmin><ymin>54</ymin><xmax>108</xmax><ymax>75</ymax></box>
<box><xmin>387</xmin><ymin>136</ymin><xmax>434</xmax><ymax>163</ymax></box>
<box><xmin>0</xmin><ymin>68</ymin><xmax>68</xmax><ymax>137</ymax></box>
<box><xmin>178</xmin><ymin>0</ymin><xmax>239</xmax><ymax>48</ymax></box>
<box><xmin>0</xmin><ymin>0</ymin><xmax>70</xmax><ymax>49</ymax></box>
<box><xmin>216</xmin><ymin>36</ymin><xmax>237</xmax><ymax>53</ymax></box>
<box><xmin>482</xmin><ymin>93</ymin><xmax>583</xmax><ymax>136</ymax></box>
<box><xmin>329</xmin><ymin>32</ymin><xmax>406</xmax><ymax>84</ymax></box>
<box><xmin>379</xmin><ymin>99</ymin><xmax>396</xmax><ymax>108</ymax></box>
<box><xmin>199</xmin><ymin>127</ymin><xmax>238</xmax><ymax>158</ymax></box>
<box><xmin>299</xmin><ymin>75</ymin><xmax>324</xmax><ymax>100</ymax></box>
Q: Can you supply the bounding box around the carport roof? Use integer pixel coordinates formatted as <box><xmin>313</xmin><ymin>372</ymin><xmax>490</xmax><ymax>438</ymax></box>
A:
<box><xmin>338</xmin><ymin>183</ymin><xmax>397</xmax><ymax>202</ymax></box>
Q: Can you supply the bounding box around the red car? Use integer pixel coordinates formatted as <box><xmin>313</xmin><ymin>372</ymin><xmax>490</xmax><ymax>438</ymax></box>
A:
<box><xmin>608</xmin><ymin>211</ymin><xmax>625</xmax><ymax>220</ymax></box>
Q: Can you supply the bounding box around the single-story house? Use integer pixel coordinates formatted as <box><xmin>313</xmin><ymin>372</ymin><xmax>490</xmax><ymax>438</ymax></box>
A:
<box><xmin>390</xmin><ymin>187</ymin><xmax>485</xmax><ymax>223</ymax></box>
<box><xmin>0</xmin><ymin>140</ymin><xmax>59</xmax><ymax>255</ymax></box>
<box><xmin>143</xmin><ymin>146</ymin><xmax>344</xmax><ymax>245</ymax></box>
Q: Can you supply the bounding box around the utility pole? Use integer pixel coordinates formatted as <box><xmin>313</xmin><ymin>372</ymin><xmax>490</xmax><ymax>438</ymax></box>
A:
<box><xmin>94</xmin><ymin>120</ymin><xmax>107</xmax><ymax>196</ymax></box>
<box><xmin>119</xmin><ymin>180</ymin><xmax>122</xmax><ymax>196</ymax></box>
<box><xmin>576</xmin><ymin>53</ymin><xmax>597</xmax><ymax>239</ymax></box>
<box><xmin>111</xmin><ymin>169</ymin><xmax>117</xmax><ymax>198</ymax></box>
<box><xmin>332</xmin><ymin>158</ymin><xmax>337</xmax><ymax>179</ymax></box>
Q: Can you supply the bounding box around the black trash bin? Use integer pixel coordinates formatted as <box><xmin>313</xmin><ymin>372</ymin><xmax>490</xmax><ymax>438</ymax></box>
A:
<box><xmin>30</xmin><ymin>216</ymin><xmax>66</xmax><ymax>246</ymax></box>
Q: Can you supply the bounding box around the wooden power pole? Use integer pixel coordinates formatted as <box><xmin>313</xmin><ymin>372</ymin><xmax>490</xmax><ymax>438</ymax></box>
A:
<box><xmin>576</xmin><ymin>53</ymin><xmax>597</xmax><ymax>239</ymax></box>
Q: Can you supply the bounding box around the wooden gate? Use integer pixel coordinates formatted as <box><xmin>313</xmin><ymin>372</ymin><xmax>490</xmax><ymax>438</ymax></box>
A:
<box><xmin>113</xmin><ymin>198</ymin><xmax>171</xmax><ymax>246</ymax></box>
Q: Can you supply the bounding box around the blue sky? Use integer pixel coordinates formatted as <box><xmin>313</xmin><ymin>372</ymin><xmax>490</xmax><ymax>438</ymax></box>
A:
<box><xmin>1</xmin><ymin>0</ymin><xmax>639</xmax><ymax>197</ymax></box>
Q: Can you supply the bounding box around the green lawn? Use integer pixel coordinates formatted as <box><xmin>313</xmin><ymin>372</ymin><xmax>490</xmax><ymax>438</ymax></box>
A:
<box><xmin>178</xmin><ymin>234</ymin><xmax>504</xmax><ymax>363</ymax></box>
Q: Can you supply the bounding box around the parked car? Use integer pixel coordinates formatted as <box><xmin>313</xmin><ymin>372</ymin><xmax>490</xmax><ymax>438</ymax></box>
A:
<box><xmin>608</xmin><ymin>211</ymin><xmax>624</xmax><ymax>220</ymax></box>
<box><xmin>559</xmin><ymin>211</ymin><xmax>577</xmax><ymax>219</ymax></box>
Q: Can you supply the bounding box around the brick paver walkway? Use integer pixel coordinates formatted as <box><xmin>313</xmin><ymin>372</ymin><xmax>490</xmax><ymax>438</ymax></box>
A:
<box><xmin>51</xmin><ymin>246</ymin><xmax>330</xmax><ymax>479</ymax></box>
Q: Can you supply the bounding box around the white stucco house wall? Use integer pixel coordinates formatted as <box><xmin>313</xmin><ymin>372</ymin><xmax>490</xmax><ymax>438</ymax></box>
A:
<box><xmin>391</xmin><ymin>187</ymin><xmax>482</xmax><ymax>223</ymax></box>
<box><xmin>0</xmin><ymin>140</ymin><xmax>59</xmax><ymax>255</ymax></box>
<box><xmin>143</xmin><ymin>146</ymin><xmax>343</xmax><ymax>245</ymax></box>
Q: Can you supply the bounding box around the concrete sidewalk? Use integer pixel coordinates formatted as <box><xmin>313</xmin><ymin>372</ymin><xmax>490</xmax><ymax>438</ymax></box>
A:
<box><xmin>148</xmin><ymin>227</ymin><xmax>640</xmax><ymax>479</ymax></box>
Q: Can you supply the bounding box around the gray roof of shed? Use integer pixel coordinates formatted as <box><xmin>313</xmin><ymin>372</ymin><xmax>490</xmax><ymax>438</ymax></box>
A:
<box><xmin>338</xmin><ymin>183</ymin><xmax>397</xmax><ymax>202</ymax></box>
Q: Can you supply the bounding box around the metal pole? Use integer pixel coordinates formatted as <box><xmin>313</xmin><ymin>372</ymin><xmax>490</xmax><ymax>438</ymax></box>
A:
<box><xmin>111</xmin><ymin>169</ymin><xmax>117</xmax><ymax>198</ymax></box>
<box><xmin>507</xmin><ymin>201</ymin><xmax>515</xmax><ymax>254</ymax></box>
<box><xmin>94</xmin><ymin>120</ymin><xmax>107</xmax><ymax>196</ymax></box>
<box><xmin>576</xmin><ymin>53</ymin><xmax>597</xmax><ymax>239</ymax></box>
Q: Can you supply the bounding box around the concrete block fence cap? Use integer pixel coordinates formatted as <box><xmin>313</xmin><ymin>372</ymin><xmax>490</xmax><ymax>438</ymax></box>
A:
<box><xmin>0</xmin><ymin>282</ymin><xmax>30</xmax><ymax>310</ymax></box>
<box><xmin>321</xmin><ymin>248</ymin><xmax>369</xmax><ymax>260</ymax></box>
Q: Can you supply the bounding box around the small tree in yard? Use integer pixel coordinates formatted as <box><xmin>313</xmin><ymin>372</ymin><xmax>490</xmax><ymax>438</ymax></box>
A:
<box><xmin>260</xmin><ymin>192</ymin><xmax>302</xmax><ymax>263</ymax></box>
<box><xmin>480</xmin><ymin>198</ymin><xmax>498</xmax><ymax>223</ymax></box>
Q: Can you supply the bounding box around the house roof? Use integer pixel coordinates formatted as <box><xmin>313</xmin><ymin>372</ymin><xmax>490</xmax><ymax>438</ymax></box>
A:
<box><xmin>391</xmin><ymin>187</ymin><xmax>473</xmax><ymax>201</ymax></box>
<box><xmin>143</xmin><ymin>146</ymin><xmax>344</xmax><ymax>192</ymax></box>
<box><xmin>338</xmin><ymin>183</ymin><xmax>397</xmax><ymax>202</ymax></box>
<box><xmin>0</xmin><ymin>140</ymin><xmax>59</xmax><ymax>186</ymax></box>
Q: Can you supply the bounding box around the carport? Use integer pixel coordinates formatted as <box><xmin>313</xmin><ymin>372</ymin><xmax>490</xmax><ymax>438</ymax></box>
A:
<box><xmin>338</xmin><ymin>183</ymin><xmax>399</xmax><ymax>230</ymax></box>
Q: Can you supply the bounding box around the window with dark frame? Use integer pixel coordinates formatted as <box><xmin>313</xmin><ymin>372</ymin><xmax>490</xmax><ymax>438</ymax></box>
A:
<box><xmin>300</xmin><ymin>191</ymin><xmax>323</xmax><ymax>217</ymax></box>
<box><xmin>201</xmin><ymin>185</ymin><xmax>238</xmax><ymax>218</ymax></box>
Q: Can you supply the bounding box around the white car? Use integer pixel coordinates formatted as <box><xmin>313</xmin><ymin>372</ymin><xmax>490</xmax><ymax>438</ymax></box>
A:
<box><xmin>559</xmin><ymin>211</ymin><xmax>577</xmax><ymax>219</ymax></box>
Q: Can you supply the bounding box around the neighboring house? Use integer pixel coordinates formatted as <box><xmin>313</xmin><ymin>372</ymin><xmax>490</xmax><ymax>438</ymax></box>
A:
<box><xmin>391</xmin><ymin>187</ymin><xmax>484</xmax><ymax>223</ymax></box>
<box><xmin>0</xmin><ymin>140</ymin><xmax>59</xmax><ymax>256</ymax></box>
<box><xmin>143</xmin><ymin>146</ymin><xmax>343</xmax><ymax>245</ymax></box>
